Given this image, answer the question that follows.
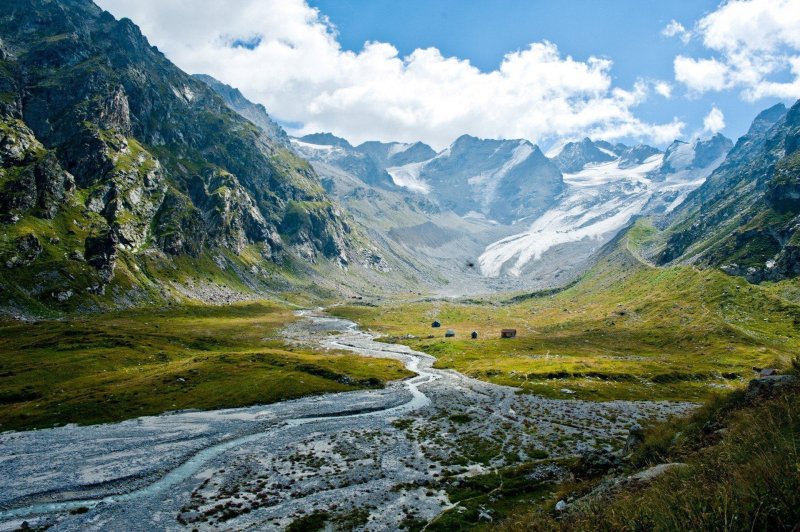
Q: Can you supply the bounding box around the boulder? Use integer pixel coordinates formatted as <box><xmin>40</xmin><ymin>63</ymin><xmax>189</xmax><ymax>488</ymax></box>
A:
<box><xmin>54</xmin><ymin>290</ymin><xmax>73</xmax><ymax>302</ymax></box>
<box><xmin>573</xmin><ymin>449</ymin><xmax>621</xmax><ymax>479</ymax></box>
<box><xmin>746</xmin><ymin>375</ymin><xmax>797</xmax><ymax>400</ymax></box>
<box><xmin>622</xmin><ymin>423</ymin><xmax>645</xmax><ymax>455</ymax></box>
<box><xmin>5</xmin><ymin>234</ymin><xmax>42</xmax><ymax>268</ymax></box>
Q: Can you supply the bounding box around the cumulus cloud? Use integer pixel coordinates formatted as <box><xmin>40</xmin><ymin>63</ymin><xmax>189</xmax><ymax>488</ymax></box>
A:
<box><xmin>672</xmin><ymin>0</ymin><xmax>800</xmax><ymax>100</ymax></box>
<box><xmin>654</xmin><ymin>81</ymin><xmax>673</xmax><ymax>98</ymax></box>
<box><xmin>703</xmin><ymin>106</ymin><xmax>726</xmax><ymax>133</ymax></box>
<box><xmin>662</xmin><ymin>20</ymin><xmax>691</xmax><ymax>44</ymax></box>
<box><xmin>96</xmin><ymin>0</ymin><xmax>684</xmax><ymax>148</ymax></box>
<box><xmin>674</xmin><ymin>56</ymin><xmax>731</xmax><ymax>93</ymax></box>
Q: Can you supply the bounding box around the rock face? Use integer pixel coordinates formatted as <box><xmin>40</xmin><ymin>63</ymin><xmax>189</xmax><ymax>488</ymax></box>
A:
<box><xmin>355</xmin><ymin>140</ymin><xmax>436</xmax><ymax>168</ymax></box>
<box><xmin>0</xmin><ymin>119</ymin><xmax>75</xmax><ymax>221</ymax></box>
<box><xmin>393</xmin><ymin>135</ymin><xmax>565</xmax><ymax>224</ymax></box>
<box><xmin>572</xmin><ymin>449</ymin><xmax>621</xmax><ymax>479</ymax></box>
<box><xmin>653</xmin><ymin>134</ymin><xmax>733</xmax><ymax>181</ymax></box>
<box><xmin>658</xmin><ymin>100</ymin><xmax>800</xmax><ymax>283</ymax></box>
<box><xmin>193</xmin><ymin>74</ymin><xmax>290</xmax><ymax>147</ymax></box>
<box><xmin>554</xmin><ymin>137</ymin><xmax>617</xmax><ymax>173</ymax></box>
<box><xmin>0</xmin><ymin>0</ymin><xmax>353</xmax><ymax>309</ymax></box>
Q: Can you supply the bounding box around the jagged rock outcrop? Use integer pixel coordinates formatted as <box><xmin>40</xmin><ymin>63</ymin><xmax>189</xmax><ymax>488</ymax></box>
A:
<box><xmin>553</xmin><ymin>137</ymin><xmax>617</xmax><ymax>173</ymax></box>
<box><xmin>5</xmin><ymin>234</ymin><xmax>42</xmax><ymax>268</ymax></box>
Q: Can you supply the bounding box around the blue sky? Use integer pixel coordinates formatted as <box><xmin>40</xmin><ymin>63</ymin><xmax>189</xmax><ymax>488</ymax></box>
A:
<box><xmin>98</xmin><ymin>0</ymin><xmax>800</xmax><ymax>150</ymax></box>
<box><xmin>309</xmin><ymin>0</ymin><xmax>787</xmax><ymax>142</ymax></box>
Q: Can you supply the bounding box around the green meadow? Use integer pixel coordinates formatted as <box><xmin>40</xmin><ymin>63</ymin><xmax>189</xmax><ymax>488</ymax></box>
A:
<box><xmin>332</xmin><ymin>223</ymin><xmax>800</xmax><ymax>402</ymax></box>
<box><xmin>0</xmin><ymin>302</ymin><xmax>411</xmax><ymax>431</ymax></box>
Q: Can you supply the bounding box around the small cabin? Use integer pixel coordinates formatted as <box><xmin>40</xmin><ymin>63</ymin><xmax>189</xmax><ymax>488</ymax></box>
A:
<box><xmin>471</xmin><ymin>331</ymin><xmax>478</xmax><ymax>339</ymax></box>
<box><xmin>432</xmin><ymin>320</ymin><xmax>441</xmax><ymax>328</ymax></box>
<box><xmin>500</xmin><ymin>329</ymin><xmax>517</xmax><ymax>339</ymax></box>
<box><xmin>445</xmin><ymin>329</ymin><xmax>455</xmax><ymax>337</ymax></box>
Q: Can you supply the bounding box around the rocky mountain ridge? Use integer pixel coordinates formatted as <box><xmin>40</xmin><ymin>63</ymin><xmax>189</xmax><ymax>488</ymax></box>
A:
<box><xmin>0</xmin><ymin>0</ymin><xmax>376</xmax><ymax>313</ymax></box>
<box><xmin>191</xmin><ymin>74</ymin><xmax>290</xmax><ymax>148</ymax></box>
<box><xmin>656</xmin><ymin>101</ymin><xmax>800</xmax><ymax>282</ymax></box>
<box><xmin>288</xmin><ymin>125</ymin><xmax>736</xmax><ymax>287</ymax></box>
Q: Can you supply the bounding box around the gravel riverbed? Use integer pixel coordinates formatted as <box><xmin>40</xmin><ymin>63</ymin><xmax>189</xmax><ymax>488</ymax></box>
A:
<box><xmin>0</xmin><ymin>311</ymin><xmax>696</xmax><ymax>530</ymax></box>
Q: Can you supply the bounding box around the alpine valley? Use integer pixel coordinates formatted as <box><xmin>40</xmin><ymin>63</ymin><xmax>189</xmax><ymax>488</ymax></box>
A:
<box><xmin>1</xmin><ymin>1</ymin><xmax>799</xmax><ymax>531</ymax></box>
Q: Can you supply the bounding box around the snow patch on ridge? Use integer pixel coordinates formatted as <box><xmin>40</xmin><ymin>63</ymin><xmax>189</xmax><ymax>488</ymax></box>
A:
<box><xmin>387</xmin><ymin>161</ymin><xmax>430</xmax><ymax>194</ymax></box>
<box><xmin>468</xmin><ymin>141</ymin><xmax>533</xmax><ymax>210</ymax></box>
<box><xmin>387</xmin><ymin>142</ymin><xmax>412</xmax><ymax>157</ymax></box>
<box><xmin>290</xmin><ymin>139</ymin><xmax>336</xmax><ymax>152</ymax></box>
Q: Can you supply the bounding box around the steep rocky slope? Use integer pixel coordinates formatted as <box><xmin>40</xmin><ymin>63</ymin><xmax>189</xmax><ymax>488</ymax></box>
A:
<box><xmin>657</xmin><ymin>101</ymin><xmax>800</xmax><ymax>282</ymax></box>
<box><xmin>191</xmin><ymin>74</ymin><xmax>290</xmax><ymax>147</ymax></box>
<box><xmin>0</xmin><ymin>0</ymin><xmax>367</xmax><ymax>314</ymax></box>
<box><xmin>292</xmin><ymin>134</ymin><xmax>397</xmax><ymax>190</ymax></box>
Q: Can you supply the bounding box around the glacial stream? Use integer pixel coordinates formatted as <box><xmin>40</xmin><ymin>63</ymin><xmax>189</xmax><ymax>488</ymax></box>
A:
<box><xmin>0</xmin><ymin>312</ymin><xmax>440</xmax><ymax>521</ymax></box>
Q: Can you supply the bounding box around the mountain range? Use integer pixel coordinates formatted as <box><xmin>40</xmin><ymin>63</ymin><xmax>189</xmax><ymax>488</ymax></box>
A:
<box><xmin>1</xmin><ymin>0</ymin><xmax>799</xmax><ymax>314</ymax></box>
<box><xmin>287</xmin><ymin>113</ymin><xmax>735</xmax><ymax>287</ymax></box>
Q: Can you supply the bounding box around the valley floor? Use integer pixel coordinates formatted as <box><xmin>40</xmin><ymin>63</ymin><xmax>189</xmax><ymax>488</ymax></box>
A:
<box><xmin>0</xmin><ymin>312</ymin><xmax>693</xmax><ymax>531</ymax></box>
<box><xmin>0</xmin><ymin>303</ymin><xmax>410</xmax><ymax>431</ymax></box>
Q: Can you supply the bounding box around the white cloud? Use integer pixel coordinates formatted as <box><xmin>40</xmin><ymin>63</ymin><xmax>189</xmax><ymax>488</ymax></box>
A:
<box><xmin>673</xmin><ymin>0</ymin><xmax>800</xmax><ymax>100</ymax></box>
<box><xmin>699</xmin><ymin>0</ymin><xmax>800</xmax><ymax>53</ymax></box>
<box><xmin>703</xmin><ymin>106</ymin><xmax>726</xmax><ymax>133</ymax></box>
<box><xmin>674</xmin><ymin>56</ymin><xmax>731</xmax><ymax>93</ymax></box>
<box><xmin>662</xmin><ymin>20</ymin><xmax>691</xmax><ymax>44</ymax></box>
<box><xmin>96</xmin><ymin>0</ymin><xmax>684</xmax><ymax>149</ymax></box>
<box><xmin>654</xmin><ymin>81</ymin><xmax>673</xmax><ymax>98</ymax></box>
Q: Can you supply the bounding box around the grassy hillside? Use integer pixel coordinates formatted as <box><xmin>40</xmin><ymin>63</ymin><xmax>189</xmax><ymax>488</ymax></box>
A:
<box><xmin>0</xmin><ymin>302</ymin><xmax>411</xmax><ymax>431</ymax></box>
<box><xmin>500</xmin><ymin>366</ymin><xmax>800</xmax><ymax>531</ymax></box>
<box><xmin>331</xmin><ymin>220</ymin><xmax>800</xmax><ymax>402</ymax></box>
